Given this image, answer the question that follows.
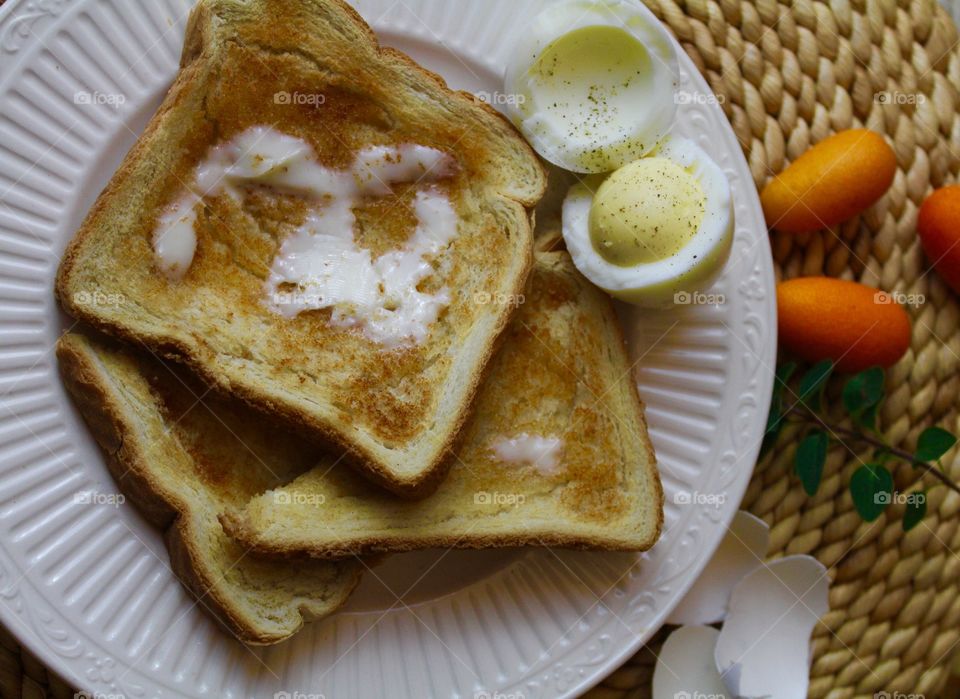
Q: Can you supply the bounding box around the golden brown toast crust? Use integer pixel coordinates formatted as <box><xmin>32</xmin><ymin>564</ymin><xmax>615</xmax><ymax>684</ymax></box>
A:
<box><xmin>56</xmin><ymin>333</ymin><xmax>362</xmax><ymax>644</ymax></box>
<box><xmin>59</xmin><ymin>253</ymin><xmax>661</xmax><ymax>567</ymax></box>
<box><xmin>56</xmin><ymin>0</ymin><xmax>547</xmax><ymax>497</ymax></box>
<box><xmin>221</xmin><ymin>253</ymin><xmax>664</xmax><ymax>557</ymax></box>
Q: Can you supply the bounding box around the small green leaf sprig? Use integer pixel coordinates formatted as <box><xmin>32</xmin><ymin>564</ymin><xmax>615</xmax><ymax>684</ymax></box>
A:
<box><xmin>765</xmin><ymin>360</ymin><xmax>959</xmax><ymax>531</ymax></box>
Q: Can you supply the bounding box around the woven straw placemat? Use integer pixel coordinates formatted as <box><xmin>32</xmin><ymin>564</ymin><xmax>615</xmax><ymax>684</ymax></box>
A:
<box><xmin>3</xmin><ymin>0</ymin><xmax>960</xmax><ymax>697</ymax></box>
<box><xmin>591</xmin><ymin>0</ymin><xmax>960</xmax><ymax>697</ymax></box>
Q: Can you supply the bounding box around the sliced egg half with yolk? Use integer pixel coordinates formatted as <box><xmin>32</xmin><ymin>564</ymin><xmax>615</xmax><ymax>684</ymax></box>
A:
<box><xmin>504</xmin><ymin>0</ymin><xmax>679</xmax><ymax>174</ymax></box>
<box><xmin>562</xmin><ymin>136</ymin><xmax>734</xmax><ymax>307</ymax></box>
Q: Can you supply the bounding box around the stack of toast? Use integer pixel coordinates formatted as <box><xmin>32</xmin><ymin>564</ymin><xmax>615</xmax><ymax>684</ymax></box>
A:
<box><xmin>55</xmin><ymin>0</ymin><xmax>662</xmax><ymax>645</ymax></box>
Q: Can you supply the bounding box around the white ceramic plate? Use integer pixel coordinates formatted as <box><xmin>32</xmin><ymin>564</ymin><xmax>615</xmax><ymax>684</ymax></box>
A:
<box><xmin>0</xmin><ymin>1</ymin><xmax>775</xmax><ymax>697</ymax></box>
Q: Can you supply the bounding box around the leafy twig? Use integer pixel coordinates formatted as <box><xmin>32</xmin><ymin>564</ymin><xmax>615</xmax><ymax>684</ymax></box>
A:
<box><xmin>765</xmin><ymin>360</ymin><xmax>960</xmax><ymax>530</ymax></box>
<box><xmin>787</xmin><ymin>405</ymin><xmax>960</xmax><ymax>497</ymax></box>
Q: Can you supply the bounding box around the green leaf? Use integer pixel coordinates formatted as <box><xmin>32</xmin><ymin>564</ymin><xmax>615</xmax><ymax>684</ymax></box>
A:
<box><xmin>849</xmin><ymin>463</ymin><xmax>894</xmax><ymax>522</ymax></box>
<box><xmin>767</xmin><ymin>362</ymin><xmax>798</xmax><ymax>430</ymax></box>
<box><xmin>902</xmin><ymin>492</ymin><xmax>927</xmax><ymax>531</ymax></box>
<box><xmin>797</xmin><ymin>360</ymin><xmax>833</xmax><ymax>411</ymax></box>
<box><xmin>760</xmin><ymin>429</ymin><xmax>780</xmax><ymax>458</ymax></box>
<box><xmin>842</xmin><ymin>367</ymin><xmax>885</xmax><ymax>425</ymax></box>
<box><xmin>857</xmin><ymin>402</ymin><xmax>879</xmax><ymax>431</ymax></box>
<box><xmin>795</xmin><ymin>430</ymin><xmax>828</xmax><ymax>496</ymax></box>
<box><xmin>914</xmin><ymin>427</ymin><xmax>957</xmax><ymax>463</ymax></box>
<box><xmin>762</xmin><ymin>362</ymin><xmax>797</xmax><ymax>455</ymax></box>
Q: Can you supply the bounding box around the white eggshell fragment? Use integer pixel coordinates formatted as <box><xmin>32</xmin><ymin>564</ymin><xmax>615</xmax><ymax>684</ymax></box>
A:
<box><xmin>667</xmin><ymin>511</ymin><xmax>771</xmax><ymax>626</ymax></box>
<box><xmin>653</xmin><ymin>626</ymin><xmax>730</xmax><ymax>699</ymax></box>
<box><xmin>714</xmin><ymin>555</ymin><xmax>829</xmax><ymax>699</ymax></box>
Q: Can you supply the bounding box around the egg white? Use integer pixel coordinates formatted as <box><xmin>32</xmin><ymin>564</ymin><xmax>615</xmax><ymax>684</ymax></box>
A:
<box><xmin>504</xmin><ymin>0</ymin><xmax>679</xmax><ymax>174</ymax></box>
<box><xmin>562</xmin><ymin>136</ymin><xmax>734</xmax><ymax>307</ymax></box>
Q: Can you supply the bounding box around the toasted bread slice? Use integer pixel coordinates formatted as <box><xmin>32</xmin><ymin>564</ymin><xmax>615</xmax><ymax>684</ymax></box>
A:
<box><xmin>223</xmin><ymin>253</ymin><xmax>663</xmax><ymax>557</ymax></box>
<box><xmin>56</xmin><ymin>333</ymin><xmax>362</xmax><ymax>645</ymax></box>
<box><xmin>56</xmin><ymin>0</ymin><xmax>546</xmax><ymax>496</ymax></box>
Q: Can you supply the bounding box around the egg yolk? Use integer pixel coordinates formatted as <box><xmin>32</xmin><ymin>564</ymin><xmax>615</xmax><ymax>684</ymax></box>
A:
<box><xmin>527</xmin><ymin>25</ymin><xmax>656</xmax><ymax>171</ymax></box>
<box><xmin>589</xmin><ymin>158</ymin><xmax>706</xmax><ymax>267</ymax></box>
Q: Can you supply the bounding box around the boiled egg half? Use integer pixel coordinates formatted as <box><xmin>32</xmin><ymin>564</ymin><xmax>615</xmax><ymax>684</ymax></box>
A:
<box><xmin>562</xmin><ymin>136</ymin><xmax>734</xmax><ymax>307</ymax></box>
<box><xmin>504</xmin><ymin>0</ymin><xmax>679</xmax><ymax>173</ymax></box>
